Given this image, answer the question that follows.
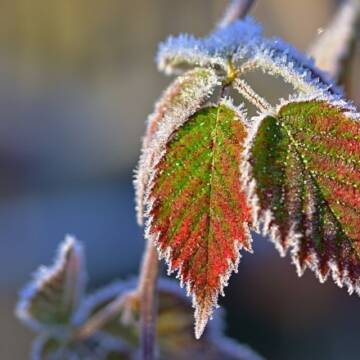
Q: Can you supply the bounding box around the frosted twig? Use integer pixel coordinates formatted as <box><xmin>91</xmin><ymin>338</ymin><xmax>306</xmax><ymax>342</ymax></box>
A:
<box><xmin>308</xmin><ymin>0</ymin><xmax>360</xmax><ymax>81</ymax></box>
<box><xmin>138</xmin><ymin>238</ymin><xmax>159</xmax><ymax>360</ymax></box>
<box><xmin>218</xmin><ymin>0</ymin><xmax>256</xmax><ymax>28</ymax></box>
<box><xmin>75</xmin><ymin>291</ymin><xmax>136</xmax><ymax>340</ymax></box>
<box><xmin>237</xmin><ymin>59</ymin><xmax>259</xmax><ymax>75</ymax></box>
<box><xmin>233</xmin><ymin>77</ymin><xmax>271</xmax><ymax>112</ymax></box>
<box><xmin>76</xmin><ymin>236</ymin><xmax>159</xmax><ymax>360</ymax></box>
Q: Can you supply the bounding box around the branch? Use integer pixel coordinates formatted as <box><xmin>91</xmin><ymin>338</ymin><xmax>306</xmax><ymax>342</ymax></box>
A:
<box><xmin>217</xmin><ymin>0</ymin><xmax>256</xmax><ymax>28</ymax></box>
<box><xmin>308</xmin><ymin>0</ymin><xmax>360</xmax><ymax>81</ymax></box>
<box><xmin>138</xmin><ymin>237</ymin><xmax>159</xmax><ymax>360</ymax></box>
<box><xmin>75</xmin><ymin>291</ymin><xmax>136</xmax><ymax>341</ymax></box>
<box><xmin>75</xmin><ymin>236</ymin><xmax>159</xmax><ymax>360</ymax></box>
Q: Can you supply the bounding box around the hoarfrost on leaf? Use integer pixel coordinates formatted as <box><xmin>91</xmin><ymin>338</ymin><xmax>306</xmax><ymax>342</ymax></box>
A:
<box><xmin>135</xmin><ymin>67</ymin><xmax>220</xmax><ymax>224</ymax></box>
<box><xmin>244</xmin><ymin>96</ymin><xmax>360</xmax><ymax>293</ymax></box>
<box><xmin>16</xmin><ymin>235</ymin><xmax>86</xmax><ymax>332</ymax></box>
<box><xmin>157</xmin><ymin>17</ymin><xmax>262</xmax><ymax>75</ymax></box>
<box><xmin>146</xmin><ymin>103</ymin><xmax>253</xmax><ymax>338</ymax></box>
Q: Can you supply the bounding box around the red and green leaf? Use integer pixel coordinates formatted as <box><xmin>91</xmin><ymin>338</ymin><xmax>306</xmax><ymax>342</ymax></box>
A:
<box><xmin>146</xmin><ymin>103</ymin><xmax>252</xmax><ymax>338</ymax></box>
<box><xmin>246</xmin><ymin>99</ymin><xmax>360</xmax><ymax>291</ymax></box>
<box><xmin>135</xmin><ymin>67</ymin><xmax>219</xmax><ymax>225</ymax></box>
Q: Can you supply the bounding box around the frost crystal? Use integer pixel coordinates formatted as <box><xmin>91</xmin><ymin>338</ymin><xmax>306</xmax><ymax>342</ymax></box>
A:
<box><xmin>135</xmin><ymin>67</ymin><xmax>219</xmax><ymax>224</ymax></box>
<box><xmin>236</xmin><ymin>37</ymin><xmax>343</xmax><ymax>96</ymax></box>
<box><xmin>157</xmin><ymin>17</ymin><xmax>262</xmax><ymax>74</ymax></box>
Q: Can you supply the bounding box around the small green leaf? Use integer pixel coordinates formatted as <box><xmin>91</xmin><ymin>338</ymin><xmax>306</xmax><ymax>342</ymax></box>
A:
<box><xmin>16</xmin><ymin>236</ymin><xmax>86</xmax><ymax>330</ymax></box>
<box><xmin>146</xmin><ymin>103</ymin><xmax>253</xmax><ymax>338</ymax></box>
<box><xmin>247</xmin><ymin>99</ymin><xmax>360</xmax><ymax>290</ymax></box>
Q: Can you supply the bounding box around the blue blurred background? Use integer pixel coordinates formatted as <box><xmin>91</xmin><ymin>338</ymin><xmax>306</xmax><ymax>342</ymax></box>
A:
<box><xmin>0</xmin><ymin>0</ymin><xmax>359</xmax><ymax>359</ymax></box>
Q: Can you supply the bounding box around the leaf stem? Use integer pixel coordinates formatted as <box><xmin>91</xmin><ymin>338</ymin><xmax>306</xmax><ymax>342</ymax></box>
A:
<box><xmin>218</xmin><ymin>0</ymin><xmax>256</xmax><ymax>28</ymax></box>
<box><xmin>75</xmin><ymin>236</ymin><xmax>159</xmax><ymax>360</ymax></box>
<box><xmin>137</xmin><ymin>237</ymin><xmax>159</xmax><ymax>360</ymax></box>
<box><xmin>75</xmin><ymin>291</ymin><xmax>136</xmax><ymax>341</ymax></box>
<box><xmin>233</xmin><ymin>77</ymin><xmax>271</xmax><ymax>112</ymax></box>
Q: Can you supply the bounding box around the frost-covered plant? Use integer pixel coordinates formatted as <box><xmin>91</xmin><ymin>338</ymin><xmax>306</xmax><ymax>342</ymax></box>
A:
<box><xmin>17</xmin><ymin>0</ymin><xmax>360</xmax><ymax>359</ymax></box>
<box><xmin>16</xmin><ymin>236</ymin><xmax>262</xmax><ymax>360</ymax></box>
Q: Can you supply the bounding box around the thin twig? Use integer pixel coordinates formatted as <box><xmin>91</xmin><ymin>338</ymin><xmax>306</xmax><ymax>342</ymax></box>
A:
<box><xmin>75</xmin><ymin>291</ymin><xmax>136</xmax><ymax>341</ymax></box>
<box><xmin>138</xmin><ymin>237</ymin><xmax>159</xmax><ymax>360</ymax></box>
<box><xmin>218</xmin><ymin>0</ymin><xmax>256</xmax><ymax>28</ymax></box>
<box><xmin>233</xmin><ymin>78</ymin><xmax>271</xmax><ymax>112</ymax></box>
<box><xmin>308</xmin><ymin>0</ymin><xmax>360</xmax><ymax>81</ymax></box>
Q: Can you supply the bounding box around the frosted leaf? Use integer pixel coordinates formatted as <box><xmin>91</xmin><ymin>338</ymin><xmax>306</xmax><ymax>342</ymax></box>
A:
<box><xmin>145</xmin><ymin>103</ymin><xmax>252</xmax><ymax>339</ymax></box>
<box><xmin>235</xmin><ymin>37</ymin><xmax>343</xmax><ymax>96</ymax></box>
<box><xmin>134</xmin><ymin>67</ymin><xmax>219</xmax><ymax>225</ymax></box>
<box><xmin>157</xmin><ymin>17</ymin><xmax>262</xmax><ymax>75</ymax></box>
<box><xmin>157</xmin><ymin>15</ymin><xmax>343</xmax><ymax>98</ymax></box>
<box><xmin>244</xmin><ymin>94</ymin><xmax>360</xmax><ymax>295</ymax></box>
<box><xmin>308</xmin><ymin>0</ymin><xmax>360</xmax><ymax>81</ymax></box>
<box><xmin>16</xmin><ymin>236</ymin><xmax>86</xmax><ymax>331</ymax></box>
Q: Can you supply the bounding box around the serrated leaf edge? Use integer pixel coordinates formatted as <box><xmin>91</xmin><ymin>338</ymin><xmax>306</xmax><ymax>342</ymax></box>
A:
<box><xmin>134</xmin><ymin>68</ymin><xmax>221</xmax><ymax>225</ymax></box>
<box><xmin>145</xmin><ymin>100</ymin><xmax>253</xmax><ymax>339</ymax></box>
<box><xmin>241</xmin><ymin>92</ymin><xmax>360</xmax><ymax>295</ymax></box>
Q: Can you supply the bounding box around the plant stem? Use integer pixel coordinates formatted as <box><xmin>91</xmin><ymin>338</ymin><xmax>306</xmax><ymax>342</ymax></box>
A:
<box><xmin>138</xmin><ymin>237</ymin><xmax>159</xmax><ymax>360</ymax></box>
<box><xmin>308</xmin><ymin>0</ymin><xmax>360</xmax><ymax>81</ymax></box>
<box><xmin>233</xmin><ymin>77</ymin><xmax>271</xmax><ymax>112</ymax></box>
<box><xmin>75</xmin><ymin>292</ymin><xmax>135</xmax><ymax>340</ymax></box>
<box><xmin>218</xmin><ymin>0</ymin><xmax>256</xmax><ymax>28</ymax></box>
<box><xmin>75</xmin><ymin>236</ymin><xmax>159</xmax><ymax>360</ymax></box>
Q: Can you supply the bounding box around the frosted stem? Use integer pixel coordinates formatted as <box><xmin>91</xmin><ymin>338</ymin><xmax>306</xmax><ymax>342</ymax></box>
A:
<box><xmin>218</xmin><ymin>0</ymin><xmax>256</xmax><ymax>28</ymax></box>
<box><xmin>233</xmin><ymin>77</ymin><xmax>271</xmax><ymax>112</ymax></box>
<box><xmin>308</xmin><ymin>0</ymin><xmax>360</xmax><ymax>81</ymax></box>
<box><xmin>237</xmin><ymin>59</ymin><xmax>259</xmax><ymax>75</ymax></box>
<box><xmin>138</xmin><ymin>238</ymin><xmax>159</xmax><ymax>360</ymax></box>
<box><xmin>75</xmin><ymin>291</ymin><xmax>136</xmax><ymax>340</ymax></box>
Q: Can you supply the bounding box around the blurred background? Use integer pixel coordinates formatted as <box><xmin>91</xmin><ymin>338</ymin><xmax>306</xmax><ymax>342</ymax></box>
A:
<box><xmin>0</xmin><ymin>0</ymin><xmax>359</xmax><ymax>359</ymax></box>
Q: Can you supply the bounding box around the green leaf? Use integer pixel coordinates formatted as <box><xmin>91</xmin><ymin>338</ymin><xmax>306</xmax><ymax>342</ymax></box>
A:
<box><xmin>146</xmin><ymin>103</ymin><xmax>253</xmax><ymax>338</ymax></box>
<box><xmin>246</xmin><ymin>98</ymin><xmax>360</xmax><ymax>290</ymax></box>
<box><xmin>16</xmin><ymin>236</ymin><xmax>87</xmax><ymax>330</ymax></box>
<box><xmin>135</xmin><ymin>67</ymin><xmax>219</xmax><ymax>225</ymax></box>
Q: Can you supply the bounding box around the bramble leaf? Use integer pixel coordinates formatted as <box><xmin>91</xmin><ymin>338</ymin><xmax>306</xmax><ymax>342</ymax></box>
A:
<box><xmin>157</xmin><ymin>17</ymin><xmax>262</xmax><ymax>75</ymax></box>
<box><xmin>135</xmin><ymin>67</ymin><xmax>219</xmax><ymax>225</ymax></box>
<box><xmin>16</xmin><ymin>236</ymin><xmax>86</xmax><ymax>331</ymax></box>
<box><xmin>157</xmin><ymin>17</ymin><xmax>341</xmax><ymax>96</ymax></box>
<box><xmin>146</xmin><ymin>103</ymin><xmax>252</xmax><ymax>338</ymax></box>
<box><xmin>233</xmin><ymin>37</ymin><xmax>342</xmax><ymax>96</ymax></box>
<box><xmin>245</xmin><ymin>98</ymin><xmax>360</xmax><ymax>291</ymax></box>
